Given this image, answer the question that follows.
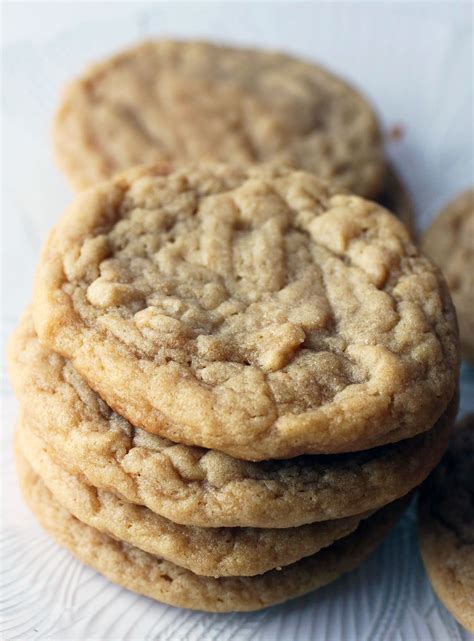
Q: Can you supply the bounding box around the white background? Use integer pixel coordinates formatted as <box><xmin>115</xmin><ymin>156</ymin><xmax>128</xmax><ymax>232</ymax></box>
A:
<box><xmin>1</xmin><ymin>2</ymin><xmax>473</xmax><ymax>640</ymax></box>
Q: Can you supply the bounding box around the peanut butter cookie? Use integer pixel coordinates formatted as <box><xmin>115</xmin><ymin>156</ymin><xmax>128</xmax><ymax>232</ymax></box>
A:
<box><xmin>422</xmin><ymin>189</ymin><xmax>474</xmax><ymax>363</ymax></box>
<box><xmin>418</xmin><ymin>413</ymin><xmax>474</xmax><ymax>633</ymax></box>
<box><xmin>18</xmin><ymin>420</ymin><xmax>369</xmax><ymax>577</ymax></box>
<box><xmin>32</xmin><ymin>163</ymin><xmax>459</xmax><ymax>459</ymax></box>
<box><xmin>16</xmin><ymin>447</ymin><xmax>408</xmax><ymax>613</ymax></box>
<box><xmin>9</xmin><ymin>311</ymin><xmax>456</xmax><ymax>528</ymax></box>
<box><xmin>54</xmin><ymin>40</ymin><xmax>384</xmax><ymax>197</ymax></box>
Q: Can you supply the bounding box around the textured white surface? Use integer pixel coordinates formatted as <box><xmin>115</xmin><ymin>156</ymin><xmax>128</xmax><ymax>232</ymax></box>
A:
<box><xmin>1</xmin><ymin>3</ymin><xmax>473</xmax><ymax>640</ymax></box>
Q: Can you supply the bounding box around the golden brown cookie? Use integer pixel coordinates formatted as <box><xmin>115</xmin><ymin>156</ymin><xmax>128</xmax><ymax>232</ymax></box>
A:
<box><xmin>16</xmin><ymin>447</ymin><xmax>408</xmax><ymax>613</ymax></box>
<box><xmin>418</xmin><ymin>413</ymin><xmax>474</xmax><ymax>633</ymax></box>
<box><xmin>10</xmin><ymin>312</ymin><xmax>456</xmax><ymax>528</ymax></box>
<box><xmin>18</xmin><ymin>419</ymin><xmax>369</xmax><ymax>577</ymax></box>
<box><xmin>53</xmin><ymin>40</ymin><xmax>385</xmax><ymax>198</ymax></box>
<box><xmin>422</xmin><ymin>189</ymin><xmax>474</xmax><ymax>364</ymax></box>
<box><xmin>32</xmin><ymin>163</ymin><xmax>459</xmax><ymax>460</ymax></box>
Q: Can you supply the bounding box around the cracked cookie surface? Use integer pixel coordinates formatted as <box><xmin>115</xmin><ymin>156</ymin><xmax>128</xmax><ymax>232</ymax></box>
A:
<box><xmin>418</xmin><ymin>414</ymin><xmax>474</xmax><ymax>633</ymax></box>
<box><xmin>9</xmin><ymin>312</ymin><xmax>455</xmax><ymax>527</ymax></box>
<box><xmin>16</xmin><ymin>448</ymin><xmax>407</xmax><ymax>612</ymax></box>
<box><xmin>17</xmin><ymin>420</ymin><xmax>367</xmax><ymax>577</ymax></box>
<box><xmin>54</xmin><ymin>40</ymin><xmax>384</xmax><ymax>197</ymax></box>
<box><xmin>422</xmin><ymin>189</ymin><xmax>474</xmax><ymax>364</ymax></box>
<box><xmin>32</xmin><ymin>163</ymin><xmax>459</xmax><ymax>460</ymax></box>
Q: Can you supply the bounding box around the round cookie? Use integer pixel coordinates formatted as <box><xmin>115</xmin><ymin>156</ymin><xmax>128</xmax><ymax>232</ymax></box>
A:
<box><xmin>53</xmin><ymin>39</ymin><xmax>385</xmax><ymax>198</ymax></box>
<box><xmin>9</xmin><ymin>312</ymin><xmax>456</xmax><ymax>528</ymax></box>
<box><xmin>377</xmin><ymin>164</ymin><xmax>416</xmax><ymax>236</ymax></box>
<box><xmin>418</xmin><ymin>414</ymin><xmax>474</xmax><ymax>633</ymax></box>
<box><xmin>32</xmin><ymin>163</ymin><xmax>459</xmax><ymax>460</ymax></box>
<box><xmin>16</xmin><ymin>449</ymin><xmax>408</xmax><ymax>613</ymax></box>
<box><xmin>17</xmin><ymin>420</ymin><xmax>368</xmax><ymax>578</ymax></box>
<box><xmin>422</xmin><ymin>189</ymin><xmax>474</xmax><ymax>364</ymax></box>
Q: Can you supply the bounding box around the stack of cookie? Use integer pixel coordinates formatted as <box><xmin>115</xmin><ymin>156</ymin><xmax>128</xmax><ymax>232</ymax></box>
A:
<box><xmin>9</xmin><ymin>161</ymin><xmax>459</xmax><ymax>612</ymax></box>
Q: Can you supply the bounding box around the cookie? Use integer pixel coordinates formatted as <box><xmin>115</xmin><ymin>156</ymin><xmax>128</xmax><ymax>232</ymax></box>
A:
<box><xmin>418</xmin><ymin>414</ymin><xmax>474</xmax><ymax>632</ymax></box>
<box><xmin>377</xmin><ymin>164</ymin><xmax>415</xmax><ymax>236</ymax></box>
<box><xmin>53</xmin><ymin>40</ymin><xmax>385</xmax><ymax>198</ymax></box>
<box><xmin>18</xmin><ymin>420</ymin><xmax>369</xmax><ymax>578</ymax></box>
<box><xmin>32</xmin><ymin>163</ymin><xmax>459</xmax><ymax>460</ymax></box>
<box><xmin>422</xmin><ymin>189</ymin><xmax>474</xmax><ymax>364</ymax></box>
<box><xmin>16</xmin><ymin>448</ymin><xmax>407</xmax><ymax>613</ymax></box>
<box><xmin>9</xmin><ymin>312</ymin><xmax>456</xmax><ymax>528</ymax></box>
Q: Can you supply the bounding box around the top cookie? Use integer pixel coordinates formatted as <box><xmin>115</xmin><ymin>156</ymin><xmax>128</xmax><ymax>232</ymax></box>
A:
<box><xmin>418</xmin><ymin>414</ymin><xmax>474</xmax><ymax>632</ymax></box>
<box><xmin>422</xmin><ymin>189</ymin><xmax>474</xmax><ymax>363</ymax></box>
<box><xmin>53</xmin><ymin>40</ymin><xmax>384</xmax><ymax>197</ymax></box>
<box><xmin>33</xmin><ymin>163</ymin><xmax>459</xmax><ymax>460</ymax></box>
